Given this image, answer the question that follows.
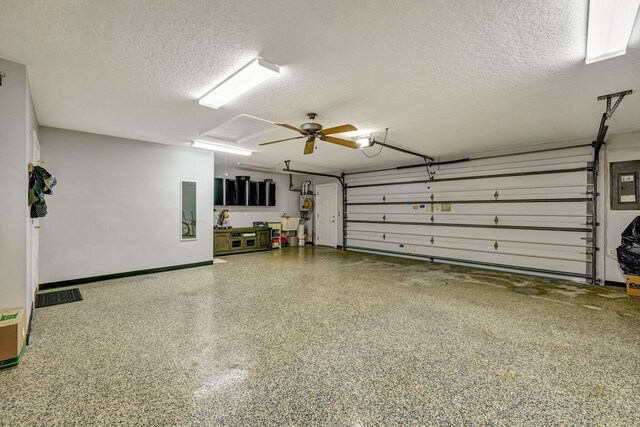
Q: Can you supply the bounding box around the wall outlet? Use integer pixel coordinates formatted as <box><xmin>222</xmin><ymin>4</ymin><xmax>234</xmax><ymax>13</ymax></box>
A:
<box><xmin>607</xmin><ymin>248</ymin><xmax>616</xmax><ymax>258</ymax></box>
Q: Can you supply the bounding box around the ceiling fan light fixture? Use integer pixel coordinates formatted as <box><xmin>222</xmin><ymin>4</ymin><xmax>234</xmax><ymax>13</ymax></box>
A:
<box><xmin>586</xmin><ymin>0</ymin><xmax>640</xmax><ymax>64</ymax></box>
<box><xmin>356</xmin><ymin>135</ymin><xmax>374</xmax><ymax>147</ymax></box>
<box><xmin>191</xmin><ymin>140</ymin><xmax>252</xmax><ymax>156</ymax></box>
<box><xmin>199</xmin><ymin>57</ymin><xmax>280</xmax><ymax>109</ymax></box>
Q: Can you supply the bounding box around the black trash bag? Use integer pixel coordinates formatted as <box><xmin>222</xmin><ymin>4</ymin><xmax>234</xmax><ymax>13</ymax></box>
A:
<box><xmin>617</xmin><ymin>244</ymin><xmax>640</xmax><ymax>275</ymax></box>
<box><xmin>621</xmin><ymin>216</ymin><xmax>640</xmax><ymax>246</ymax></box>
<box><xmin>617</xmin><ymin>216</ymin><xmax>640</xmax><ymax>275</ymax></box>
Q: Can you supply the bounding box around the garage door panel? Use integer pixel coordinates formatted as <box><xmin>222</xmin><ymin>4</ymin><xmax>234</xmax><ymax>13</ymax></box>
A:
<box><xmin>347</xmin><ymin>223</ymin><xmax>587</xmax><ymax>244</ymax></box>
<box><xmin>347</xmin><ymin>203</ymin><xmax>587</xmax><ymax>216</ymax></box>
<box><xmin>347</xmin><ymin>240</ymin><xmax>589</xmax><ymax>276</ymax></box>
<box><xmin>345</xmin><ymin>147</ymin><xmax>593</xmax><ymax>281</ymax></box>
<box><xmin>348</xmin><ymin>213</ymin><xmax>587</xmax><ymax>228</ymax></box>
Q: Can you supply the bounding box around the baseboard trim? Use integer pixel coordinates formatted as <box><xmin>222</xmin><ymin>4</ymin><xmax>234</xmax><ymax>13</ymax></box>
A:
<box><xmin>605</xmin><ymin>280</ymin><xmax>626</xmax><ymax>288</ymax></box>
<box><xmin>38</xmin><ymin>260</ymin><xmax>214</xmax><ymax>290</ymax></box>
<box><xmin>27</xmin><ymin>302</ymin><xmax>34</xmax><ymax>345</ymax></box>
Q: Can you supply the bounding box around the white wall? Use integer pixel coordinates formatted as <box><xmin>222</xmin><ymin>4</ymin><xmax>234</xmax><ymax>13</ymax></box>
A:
<box><xmin>0</xmin><ymin>58</ymin><xmax>35</xmax><ymax>324</ymax></box>
<box><xmin>39</xmin><ymin>127</ymin><xmax>214</xmax><ymax>283</ymax></box>
<box><xmin>25</xmin><ymin>77</ymin><xmax>39</xmax><ymax>320</ymax></box>
<box><xmin>602</xmin><ymin>131</ymin><xmax>640</xmax><ymax>283</ymax></box>
<box><xmin>214</xmin><ymin>165</ymin><xmax>301</xmax><ymax>228</ymax></box>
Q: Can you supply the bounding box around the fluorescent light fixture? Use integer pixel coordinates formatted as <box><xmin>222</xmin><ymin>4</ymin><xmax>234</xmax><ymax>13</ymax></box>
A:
<box><xmin>356</xmin><ymin>135</ymin><xmax>373</xmax><ymax>147</ymax></box>
<box><xmin>199</xmin><ymin>57</ymin><xmax>280</xmax><ymax>108</ymax></box>
<box><xmin>586</xmin><ymin>0</ymin><xmax>640</xmax><ymax>64</ymax></box>
<box><xmin>236</xmin><ymin>162</ymin><xmax>278</xmax><ymax>172</ymax></box>
<box><xmin>190</xmin><ymin>140</ymin><xmax>252</xmax><ymax>156</ymax></box>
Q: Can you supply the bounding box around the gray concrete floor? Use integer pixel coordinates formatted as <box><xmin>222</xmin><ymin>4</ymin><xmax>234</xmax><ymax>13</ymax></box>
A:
<box><xmin>2</xmin><ymin>247</ymin><xmax>639</xmax><ymax>426</ymax></box>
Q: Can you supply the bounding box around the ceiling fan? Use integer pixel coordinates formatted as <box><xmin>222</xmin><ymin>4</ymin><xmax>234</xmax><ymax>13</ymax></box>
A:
<box><xmin>260</xmin><ymin>113</ymin><xmax>359</xmax><ymax>155</ymax></box>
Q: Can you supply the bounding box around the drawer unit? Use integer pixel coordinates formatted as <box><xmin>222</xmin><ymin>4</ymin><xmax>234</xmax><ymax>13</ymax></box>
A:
<box><xmin>214</xmin><ymin>227</ymin><xmax>271</xmax><ymax>255</ymax></box>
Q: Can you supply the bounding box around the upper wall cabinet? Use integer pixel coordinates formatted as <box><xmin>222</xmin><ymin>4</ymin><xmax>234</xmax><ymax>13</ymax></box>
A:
<box><xmin>268</xmin><ymin>180</ymin><xmax>276</xmax><ymax>206</ymax></box>
<box><xmin>214</xmin><ymin>177</ymin><xmax>276</xmax><ymax>207</ymax></box>
<box><xmin>214</xmin><ymin>178</ymin><xmax>224</xmax><ymax>206</ymax></box>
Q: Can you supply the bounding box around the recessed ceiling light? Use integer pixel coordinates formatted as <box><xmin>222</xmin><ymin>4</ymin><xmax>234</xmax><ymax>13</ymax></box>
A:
<box><xmin>190</xmin><ymin>140</ymin><xmax>252</xmax><ymax>156</ymax></box>
<box><xmin>586</xmin><ymin>0</ymin><xmax>640</xmax><ymax>64</ymax></box>
<box><xmin>199</xmin><ymin>57</ymin><xmax>280</xmax><ymax>109</ymax></box>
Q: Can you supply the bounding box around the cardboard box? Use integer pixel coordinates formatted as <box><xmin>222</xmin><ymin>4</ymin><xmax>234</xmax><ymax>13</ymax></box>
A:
<box><xmin>627</xmin><ymin>275</ymin><xmax>640</xmax><ymax>297</ymax></box>
<box><xmin>0</xmin><ymin>308</ymin><xmax>26</xmax><ymax>370</ymax></box>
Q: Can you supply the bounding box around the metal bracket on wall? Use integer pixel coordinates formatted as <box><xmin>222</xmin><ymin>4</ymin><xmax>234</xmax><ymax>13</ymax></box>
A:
<box><xmin>594</xmin><ymin>90</ymin><xmax>632</xmax><ymax>149</ymax></box>
<box><xmin>590</xmin><ymin>89</ymin><xmax>632</xmax><ymax>285</ymax></box>
<box><xmin>598</xmin><ymin>90</ymin><xmax>632</xmax><ymax>118</ymax></box>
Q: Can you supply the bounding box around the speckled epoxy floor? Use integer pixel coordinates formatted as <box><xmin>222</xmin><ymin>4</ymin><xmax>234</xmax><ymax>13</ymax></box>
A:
<box><xmin>2</xmin><ymin>248</ymin><xmax>639</xmax><ymax>426</ymax></box>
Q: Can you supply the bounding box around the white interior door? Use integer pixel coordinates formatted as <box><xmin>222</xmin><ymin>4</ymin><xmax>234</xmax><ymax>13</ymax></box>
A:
<box><xmin>31</xmin><ymin>130</ymin><xmax>40</xmax><ymax>293</ymax></box>
<box><xmin>316</xmin><ymin>183</ymin><xmax>338</xmax><ymax>247</ymax></box>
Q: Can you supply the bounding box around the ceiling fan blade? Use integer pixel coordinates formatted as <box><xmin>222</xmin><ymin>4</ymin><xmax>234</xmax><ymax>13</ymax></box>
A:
<box><xmin>304</xmin><ymin>138</ymin><xmax>315</xmax><ymax>155</ymax></box>
<box><xmin>324</xmin><ymin>136</ymin><xmax>359</xmax><ymax>149</ymax></box>
<box><xmin>275</xmin><ymin>123</ymin><xmax>307</xmax><ymax>135</ymax></box>
<box><xmin>259</xmin><ymin>136</ymin><xmax>305</xmax><ymax>146</ymax></box>
<box><xmin>320</xmin><ymin>124</ymin><xmax>357</xmax><ymax>135</ymax></box>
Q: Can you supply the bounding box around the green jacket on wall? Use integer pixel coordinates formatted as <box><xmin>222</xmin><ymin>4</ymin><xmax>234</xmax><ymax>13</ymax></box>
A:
<box><xmin>28</xmin><ymin>165</ymin><xmax>57</xmax><ymax>218</ymax></box>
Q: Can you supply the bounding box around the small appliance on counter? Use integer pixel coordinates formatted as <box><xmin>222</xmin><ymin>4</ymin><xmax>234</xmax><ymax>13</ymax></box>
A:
<box><xmin>214</xmin><ymin>209</ymin><xmax>232</xmax><ymax>229</ymax></box>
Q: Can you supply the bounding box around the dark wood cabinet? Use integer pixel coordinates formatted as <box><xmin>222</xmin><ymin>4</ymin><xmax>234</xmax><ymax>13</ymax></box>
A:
<box><xmin>225</xmin><ymin>179</ymin><xmax>237</xmax><ymax>205</ymax></box>
<box><xmin>236</xmin><ymin>179</ymin><xmax>248</xmax><ymax>205</ymax></box>
<box><xmin>248</xmin><ymin>181</ymin><xmax>259</xmax><ymax>206</ymax></box>
<box><xmin>214</xmin><ymin>178</ymin><xmax>224</xmax><ymax>206</ymax></box>
<box><xmin>214</xmin><ymin>178</ymin><xmax>275</xmax><ymax>207</ymax></box>
<box><xmin>267</xmin><ymin>182</ymin><xmax>276</xmax><ymax>206</ymax></box>
<box><xmin>258</xmin><ymin>182</ymin><xmax>267</xmax><ymax>206</ymax></box>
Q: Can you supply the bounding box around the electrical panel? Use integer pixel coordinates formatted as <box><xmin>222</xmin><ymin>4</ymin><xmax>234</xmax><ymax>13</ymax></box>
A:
<box><xmin>610</xmin><ymin>160</ymin><xmax>640</xmax><ymax>210</ymax></box>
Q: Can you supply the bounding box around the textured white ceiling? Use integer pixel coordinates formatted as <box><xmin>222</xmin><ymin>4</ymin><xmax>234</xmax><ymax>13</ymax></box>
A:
<box><xmin>1</xmin><ymin>0</ymin><xmax>639</xmax><ymax>171</ymax></box>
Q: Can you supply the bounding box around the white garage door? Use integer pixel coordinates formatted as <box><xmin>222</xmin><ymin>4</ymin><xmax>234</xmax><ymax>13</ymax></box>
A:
<box><xmin>344</xmin><ymin>144</ymin><xmax>595</xmax><ymax>283</ymax></box>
